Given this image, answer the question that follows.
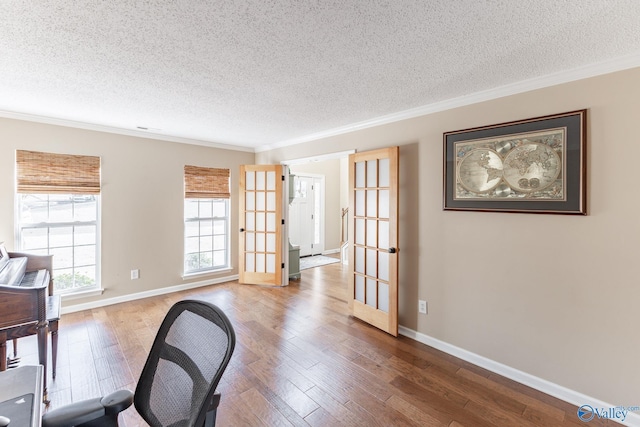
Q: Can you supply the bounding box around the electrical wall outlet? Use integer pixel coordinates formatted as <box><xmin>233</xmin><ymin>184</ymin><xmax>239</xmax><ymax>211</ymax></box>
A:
<box><xmin>131</xmin><ymin>269</ymin><xmax>140</xmax><ymax>280</ymax></box>
<box><xmin>418</xmin><ymin>300</ymin><xmax>427</xmax><ymax>314</ymax></box>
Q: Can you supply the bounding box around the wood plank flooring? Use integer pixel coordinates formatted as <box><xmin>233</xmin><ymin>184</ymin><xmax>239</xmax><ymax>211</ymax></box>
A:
<box><xmin>12</xmin><ymin>260</ymin><xmax>616</xmax><ymax>426</ymax></box>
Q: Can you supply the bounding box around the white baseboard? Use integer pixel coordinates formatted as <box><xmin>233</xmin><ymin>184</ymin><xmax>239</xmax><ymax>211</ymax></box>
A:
<box><xmin>322</xmin><ymin>248</ymin><xmax>340</xmax><ymax>255</ymax></box>
<box><xmin>61</xmin><ymin>274</ymin><xmax>238</xmax><ymax>315</ymax></box>
<box><xmin>398</xmin><ymin>326</ymin><xmax>640</xmax><ymax>427</ymax></box>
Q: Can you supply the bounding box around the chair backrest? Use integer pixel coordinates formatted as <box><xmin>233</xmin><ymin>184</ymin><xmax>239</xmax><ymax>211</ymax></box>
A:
<box><xmin>134</xmin><ymin>300</ymin><xmax>236</xmax><ymax>427</ymax></box>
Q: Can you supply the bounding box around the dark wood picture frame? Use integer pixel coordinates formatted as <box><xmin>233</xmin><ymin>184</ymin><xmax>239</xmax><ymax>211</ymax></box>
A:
<box><xmin>443</xmin><ymin>109</ymin><xmax>587</xmax><ymax>214</ymax></box>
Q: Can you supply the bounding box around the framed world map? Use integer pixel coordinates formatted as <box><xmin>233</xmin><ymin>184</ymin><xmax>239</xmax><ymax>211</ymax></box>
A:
<box><xmin>443</xmin><ymin>110</ymin><xmax>587</xmax><ymax>214</ymax></box>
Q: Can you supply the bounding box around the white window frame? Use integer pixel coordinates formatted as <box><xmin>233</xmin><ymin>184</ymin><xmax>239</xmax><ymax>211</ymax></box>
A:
<box><xmin>184</xmin><ymin>198</ymin><xmax>231</xmax><ymax>275</ymax></box>
<box><xmin>15</xmin><ymin>193</ymin><xmax>101</xmax><ymax>295</ymax></box>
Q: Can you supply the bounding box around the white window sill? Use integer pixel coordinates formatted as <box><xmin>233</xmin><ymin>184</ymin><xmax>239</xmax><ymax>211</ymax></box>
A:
<box><xmin>59</xmin><ymin>287</ymin><xmax>104</xmax><ymax>301</ymax></box>
<box><xmin>182</xmin><ymin>268</ymin><xmax>232</xmax><ymax>280</ymax></box>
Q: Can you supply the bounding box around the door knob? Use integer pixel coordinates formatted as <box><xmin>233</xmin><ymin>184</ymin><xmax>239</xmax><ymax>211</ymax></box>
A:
<box><xmin>388</xmin><ymin>247</ymin><xmax>397</xmax><ymax>254</ymax></box>
<box><xmin>240</xmin><ymin>228</ymin><xmax>245</xmax><ymax>232</ymax></box>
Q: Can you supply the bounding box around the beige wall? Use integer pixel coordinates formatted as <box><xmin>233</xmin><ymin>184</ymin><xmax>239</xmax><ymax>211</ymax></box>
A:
<box><xmin>257</xmin><ymin>67</ymin><xmax>640</xmax><ymax>406</ymax></box>
<box><xmin>0</xmin><ymin>118</ymin><xmax>254</xmax><ymax>305</ymax></box>
<box><xmin>290</xmin><ymin>158</ymin><xmax>345</xmax><ymax>251</ymax></box>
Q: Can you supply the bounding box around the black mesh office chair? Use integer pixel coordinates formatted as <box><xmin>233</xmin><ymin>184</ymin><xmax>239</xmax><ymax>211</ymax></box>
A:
<box><xmin>42</xmin><ymin>300</ymin><xmax>236</xmax><ymax>427</ymax></box>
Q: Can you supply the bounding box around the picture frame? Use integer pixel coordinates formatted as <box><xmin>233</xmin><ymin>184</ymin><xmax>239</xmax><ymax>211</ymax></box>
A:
<box><xmin>443</xmin><ymin>109</ymin><xmax>587</xmax><ymax>214</ymax></box>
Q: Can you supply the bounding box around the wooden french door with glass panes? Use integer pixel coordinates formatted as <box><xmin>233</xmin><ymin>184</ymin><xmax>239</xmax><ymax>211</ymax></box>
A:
<box><xmin>349</xmin><ymin>147</ymin><xmax>399</xmax><ymax>336</ymax></box>
<box><xmin>239</xmin><ymin>165</ymin><xmax>284</xmax><ymax>286</ymax></box>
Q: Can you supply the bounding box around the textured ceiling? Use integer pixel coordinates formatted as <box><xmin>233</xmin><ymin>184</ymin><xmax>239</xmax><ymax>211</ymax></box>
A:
<box><xmin>1</xmin><ymin>1</ymin><xmax>639</xmax><ymax>151</ymax></box>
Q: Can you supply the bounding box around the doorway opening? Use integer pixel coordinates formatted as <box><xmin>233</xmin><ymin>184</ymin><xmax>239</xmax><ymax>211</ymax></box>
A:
<box><xmin>283</xmin><ymin>150</ymin><xmax>353</xmax><ymax>279</ymax></box>
<box><xmin>289</xmin><ymin>174</ymin><xmax>324</xmax><ymax>257</ymax></box>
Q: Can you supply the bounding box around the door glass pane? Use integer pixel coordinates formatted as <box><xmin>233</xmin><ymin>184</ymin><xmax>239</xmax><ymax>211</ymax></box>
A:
<box><xmin>379</xmin><ymin>158</ymin><xmax>390</xmax><ymax>187</ymax></box>
<box><xmin>355</xmin><ymin>190</ymin><xmax>365</xmax><ymax>216</ymax></box>
<box><xmin>355</xmin><ymin>161</ymin><xmax>365</xmax><ymax>188</ymax></box>
<box><xmin>267</xmin><ymin>171</ymin><xmax>276</xmax><ymax>191</ymax></box>
<box><xmin>245</xmin><ymin>192</ymin><xmax>255</xmax><ymax>211</ymax></box>
<box><xmin>355</xmin><ymin>218</ymin><xmax>365</xmax><ymax>245</ymax></box>
<box><xmin>378</xmin><ymin>282</ymin><xmax>389</xmax><ymax>312</ymax></box>
<box><xmin>256</xmin><ymin>212</ymin><xmax>265</xmax><ymax>231</ymax></box>
<box><xmin>355</xmin><ymin>246</ymin><xmax>365</xmax><ymax>274</ymax></box>
<box><xmin>366</xmin><ymin>248</ymin><xmax>377</xmax><ymax>277</ymax></box>
<box><xmin>256</xmin><ymin>192</ymin><xmax>265</xmax><ymax>210</ymax></box>
<box><xmin>378</xmin><ymin>251</ymin><xmax>389</xmax><ymax>281</ymax></box>
<box><xmin>245</xmin><ymin>212</ymin><xmax>255</xmax><ymax>231</ymax></box>
<box><xmin>266</xmin><ymin>254</ymin><xmax>276</xmax><ymax>273</ymax></box>
<box><xmin>367</xmin><ymin>190</ymin><xmax>377</xmax><ymax>217</ymax></box>
<box><xmin>367</xmin><ymin>160</ymin><xmax>377</xmax><ymax>188</ymax></box>
<box><xmin>267</xmin><ymin>233</ymin><xmax>276</xmax><ymax>252</ymax></box>
<box><xmin>355</xmin><ymin>275</ymin><xmax>365</xmax><ymax>302</ymax></box>
<box><xmin>245</xmin><ymin>232</ymin><xmax>255</xmax><ymax>251</ymax></box>
<box><xmin>378</xmin><ymin>221</ymin><xmax>389</xmax><ymax>250</ymax></box>
<box><xmin>256</xmin><ymin>233</ymin><xmax>265</xmax><ymax>252</ymax></box>
<box><xmin>379</xmin><ymin>190</ymin><xmax>389</xmax><ymax>219</ymax></box>
<box><xmin>266</xmin><ymin>213</ymin><xmax>276</xmax><ymax>232</ymax></box>
<box><xmin>366</xmin><ymin>219</ymin><xmax>377</xmax><ymax>247</ymax></box>
<box><xmin>366</xmin><ymin>278</ymin><xmax>377</xmax><ymax>307</ymax></box>
<box><xmin>256</xmin><ymin>253</ymin><xmax>265</xmax><ymax>273</ymax></box>
<box><xmin>246</xmin><ymin>171</ymin><xmax>255</xmax><ymax>190</ymax></box>
<box><xmin>267</xmin><ymin>192</ymin><xmax>276</xmax><ymax>211</ymax></box>
<box><xmin>245</xmin><ymin>253</ymin><xmax>255</xmax><ymax>272</ymax></box>
<box><xmin>256</xmin><ymin>171</ymin><xmax>265</xmax><ymax>190</ymax></box>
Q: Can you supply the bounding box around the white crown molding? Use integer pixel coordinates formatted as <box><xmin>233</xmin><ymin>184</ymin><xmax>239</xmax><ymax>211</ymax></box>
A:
<box><xmin>257</xmin><ymin>52</ymin><xmax>640</xmax><ymax>153</ymax></box>
<box><xmin>3</xmin><ymin>53</ymin><xmax>639</xmax><ymax>155</ymax></box>
<box><xmin>60</xmin><ymin>274</ymin><xmax>238</xmax><ymax>315</ymax></box>
<box><xmin>0</xmin><ymin>110</ymin><xmax>255</xmax><ymax>153</ymax></box>
<box><xmin>399</xmin><ymin>326</ymin><xmax>640</xmax><ymax>427</ymax></box>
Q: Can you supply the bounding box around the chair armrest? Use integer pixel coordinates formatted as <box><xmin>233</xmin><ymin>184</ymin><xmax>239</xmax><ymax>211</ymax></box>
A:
<box><xmin>42</xmin><ymin>390</ymin><xmax>133</xmax><ymax>427</ymax></box>
<box><xmin>102</xmin><ymin>389</ymin><xmax>134</xmax><ymax>416</ymax></box>
<box><xmin>207</xmin><ymin>391</ymin><xmax>221</xmax><ymax>412</ymax></box>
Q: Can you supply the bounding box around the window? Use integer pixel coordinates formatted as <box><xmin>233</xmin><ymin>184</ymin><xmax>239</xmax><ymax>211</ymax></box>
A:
<box><xmin>18</xmin><ymin>194</ymin><xmax>99</xmax><ymax>292</ymax></box>
<box><xmin>184</xmin><ymin>166</ymin><xmax>230</xmax><ymax>274</ymax></box>
<box><xmin>184</xmin><ymin>199</ymin><xmax>229</xmax><ymax>272</ymax></box>
<box><xmin>16</xmin><ymin>150</ymin><xmax>101</xmax><ymax>294</ymax></box>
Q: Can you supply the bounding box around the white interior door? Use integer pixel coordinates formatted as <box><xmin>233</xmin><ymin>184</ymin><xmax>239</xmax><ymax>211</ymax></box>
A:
<box><xmin>239</xmin><ymin>165</ymin><xmax>285</xmax><ymax>286</ymax></box>
<box><xmin>349</xmin><ymin>147</ymin><xmax>399</xmax><ymax>336</ymax></box>
<box><xmin>289</xmin><ymin>175</ymin><xmax>323</xmax><ymax>256</ymax></box>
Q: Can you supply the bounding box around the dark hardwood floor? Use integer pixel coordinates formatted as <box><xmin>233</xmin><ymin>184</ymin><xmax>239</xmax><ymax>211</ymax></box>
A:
<box><xmin>13</xmin><ymin>260</ymin><xmax>615</xmax><ymax>426</ymax></box>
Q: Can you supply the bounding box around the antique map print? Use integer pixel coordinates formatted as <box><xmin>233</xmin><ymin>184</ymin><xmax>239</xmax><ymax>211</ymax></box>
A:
<box><xmin>454</xmin><ymin>129</ymin><xmax>565</xmax><ymax>200</ymax></box>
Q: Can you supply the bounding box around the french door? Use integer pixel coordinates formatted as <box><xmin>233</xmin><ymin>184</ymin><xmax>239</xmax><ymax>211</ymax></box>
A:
<box><xmin>238</xmin><ymin>165</ymin><xmax>285</xmax><ymax>286</ymax></box>
<box><xmin>349</xmin><ymin>147</ymin><xmax>399</xmax><ymax>336</ymax></box>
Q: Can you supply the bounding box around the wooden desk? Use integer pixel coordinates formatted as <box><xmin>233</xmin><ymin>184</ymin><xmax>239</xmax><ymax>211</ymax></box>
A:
<box><xmin>0</xmin><ymin>365</ymin><xmax>43</xmax><ymax>427</ymax></box>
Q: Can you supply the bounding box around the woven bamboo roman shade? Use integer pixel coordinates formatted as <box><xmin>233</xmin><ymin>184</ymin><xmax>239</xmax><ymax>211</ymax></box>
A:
<box><xmin>184</xmin><ymin>166</ymin><xmax>230</xmax><ymax>199</ymax></box>
<box><xmin>16</xmin><ymin>150</ymin><xmax>101</xmax><ymax>194</ymax></box>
